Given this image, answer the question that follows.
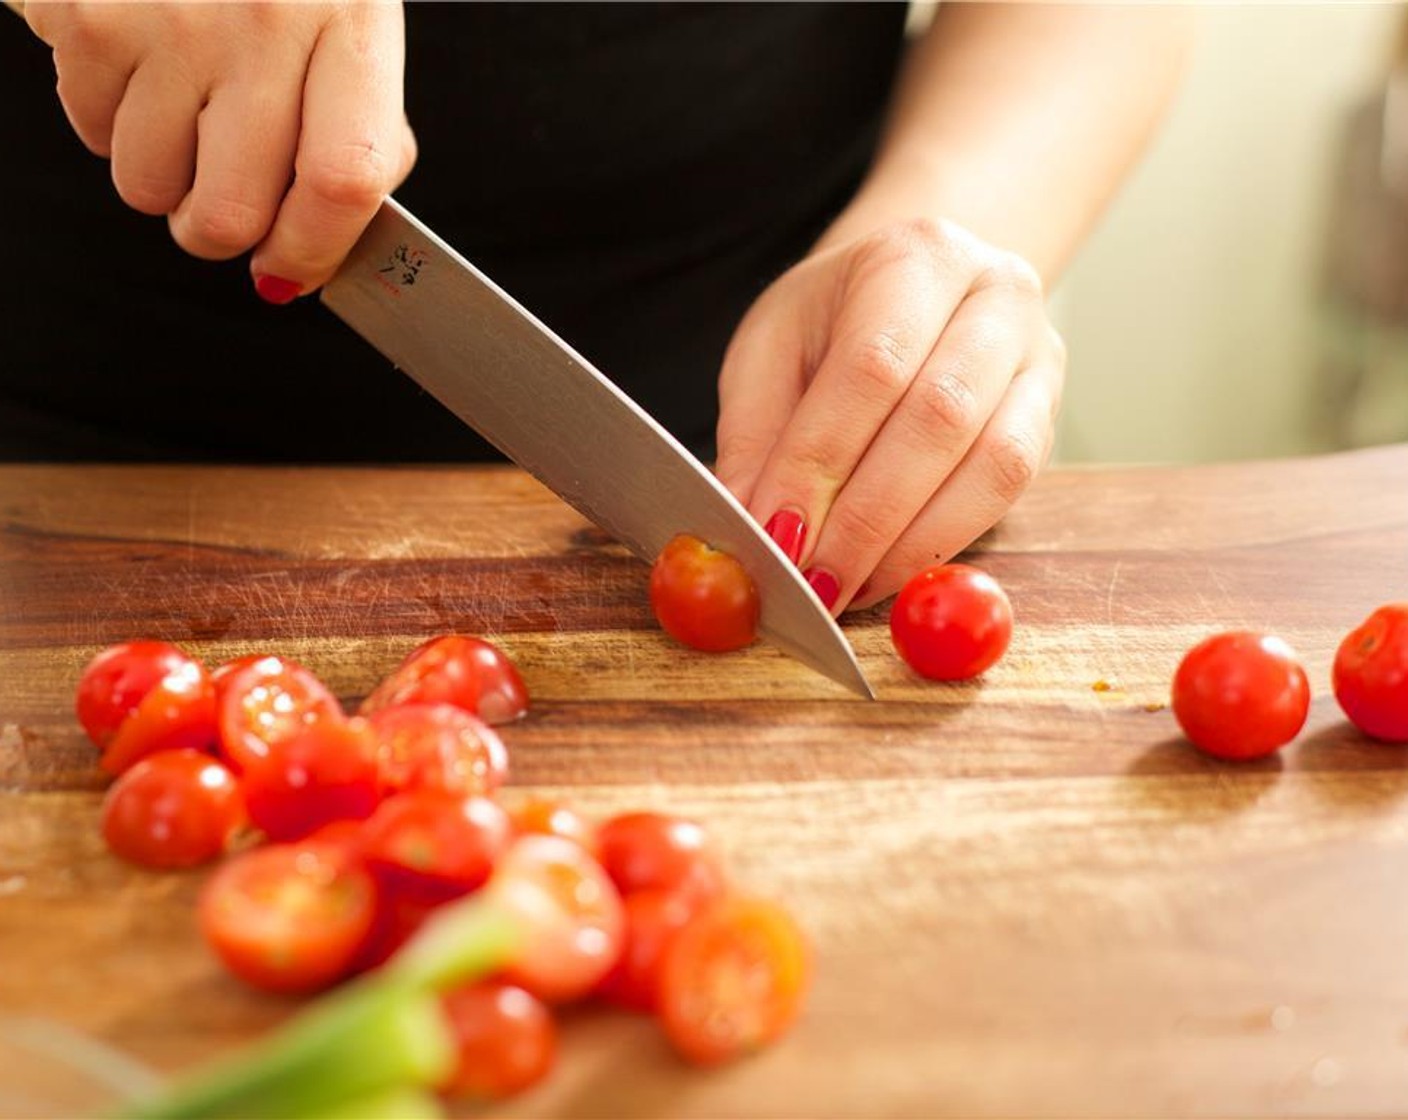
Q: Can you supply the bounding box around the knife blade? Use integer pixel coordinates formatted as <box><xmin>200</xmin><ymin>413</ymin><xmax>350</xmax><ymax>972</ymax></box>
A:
<box><xmin>321</xmin><ymin>198</ymin><xmax>873</xmax><ymax>699</ymax></box>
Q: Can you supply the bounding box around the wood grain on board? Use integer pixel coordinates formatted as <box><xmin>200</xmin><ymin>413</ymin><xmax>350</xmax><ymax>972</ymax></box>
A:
<box><xmin>1</xmin><ymin>444</ymin><xmax>1406</xmax><ymax>1118</ymax></box>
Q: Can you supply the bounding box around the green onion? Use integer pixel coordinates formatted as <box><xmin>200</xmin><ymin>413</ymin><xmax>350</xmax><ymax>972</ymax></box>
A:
<box><xmin>121</xmin><ymin>897</ymin><xmax>521</xmax><ymax>1119</ymax></box>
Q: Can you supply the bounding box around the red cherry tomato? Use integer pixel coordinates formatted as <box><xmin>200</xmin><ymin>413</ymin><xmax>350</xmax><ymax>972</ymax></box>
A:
<box><xmin>240</xmin><ymin>717</ymin><xmax>382</xmax><ymax>841</ymax></box>
<box><xmin>649</xmin><ymin>534</ymin><xmax>759</xmax><ymax>653</ymax></box>
<box><xmin>596</xmin><ymin>811</ymin><xmax>725</xmax><ymax>901</ymax></box>
<box><xmin>215</xmin><ymin>656</ymin><xmax>344</xmax><ymax>772</ymax></box>
<box><xmin>367</xmin><ymin>703</ymin><xmax>508</xmax><ymax>799</ymax></box>
<box><xmin>76</xmin><ymin>640</ymin><xmax>196</xmax><ymax>750</ymax></box>
<box><xmin>596</xmin><ymin>887</ymin><xmax>699</xmax><ymax>1013</ymax></box>
<box><xmin>658</xmin><ymin>895</ymin><xmax>811</xmax><ymax>1067</ymax></box>
<box><xmin>438</xmin><ymin>981</ymin><xmax>557</xmax><ymax>1102</ymax></box>
<box><xmin>99</xmin><ymin>659</ymin><xmax>220</xmax><ymax>776</ymax></box>
<box><xmin>889</xmin><ymin>563</ymin><xmax>1013</xmax><ymax>681</ymax></box>
<box><xmin>509</xmin><ymin>798</ymin><xmax>597</xmax><ymax>854</ymax></box>
<box><xmin>359</xmin><ymin>791</ymin><xmax>512</xmax><ymax>905</ymax></box>
<box><xmin>210</xmin><ymin>653</ymin><xmax>278</xmax><ymax>696</ymax></box>
<box><xmin>198</xmin><ymin>840</ymin><xmax>378</xmax><ymax>994</ymax></box>
<box><xmin>489</xmin><ymin>835</ymin><xmax>625</xmax><ymax>1004</ymax></box>
<box><xmin>359</xmin><ymin>636</ymin><xmax>529</xmax><ymax>726</ymax></box>
<box><xmin>100</xmin><ymin>749</ymin><xmax>244</xmax><ymax>869</ymax></box>
<box><xmin>1333</xmin><ymin>603</ymin><xmax>1408</xmax><ymax>743</ymax></box>
<box><xmin>1172</xmin><ymin>630</ymin><xmax>1311</xmax><ymax>760</ymax></box>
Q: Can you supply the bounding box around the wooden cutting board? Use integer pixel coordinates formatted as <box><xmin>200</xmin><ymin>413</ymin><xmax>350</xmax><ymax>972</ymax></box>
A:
<box><xmin>1</xmin><ymin>445</ymin><xmax>1406</xmax><ymax>1118</ymax></box>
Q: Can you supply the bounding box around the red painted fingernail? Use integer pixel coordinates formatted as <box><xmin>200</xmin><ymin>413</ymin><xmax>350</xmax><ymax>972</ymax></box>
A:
<box><xmin>254</xmin><ymin>274</ymin><xmax>301</xmax><ymax>305</ymax></box>
<box><xmin>763</xmin><ymin>509</ymin><xmax>806</xmax><ymax>566</ymax></box>
<box><xmin>804</xmin><ymin>567</ymin><xmax>841</xmax><ymax>611</ymax></box>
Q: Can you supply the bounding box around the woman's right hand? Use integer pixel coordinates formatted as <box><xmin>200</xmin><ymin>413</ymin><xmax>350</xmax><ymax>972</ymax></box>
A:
<box><xmin>25</xmin><ymin>0</ymin><xmax>416</xmax><ymax>302</ymax></box>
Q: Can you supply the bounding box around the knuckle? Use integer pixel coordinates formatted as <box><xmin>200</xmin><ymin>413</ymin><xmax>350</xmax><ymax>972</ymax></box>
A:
<box><xmin>911</xmin><ymin>370</ymin><xmax>978</xmax><ymax>441</ymax></box>
<box><xmin>827</xmin><ymin>499</ymin><xmax>894</xmax><ymax>556</ymax></box>
<box><xmin>985</xmin><ymin>428</ymin><xmax>1043</xmax><ymax>504</ymax></box>
<box><xmin>981</xmin><ymin>250</ymin><xmax>1045</xmax><ymax>299</ymax></box>
<box><xmin>849</xmin><ymin>330</ymin><xmax>915</xmax><ymax>398</ymax></box>
<box><xmin>299</xmin><ymin>142</ymin><xmax>395</xmax><ymax>212</ymax></box>
<box><xmin>114</xmin><ymin>171</ymin><xmax>186</xmax><ymax>216</ymax></box>
<box><xmin>177</xmin><ymin>195</ymin><xmax>270</xmax><ymax>257</ymax></box>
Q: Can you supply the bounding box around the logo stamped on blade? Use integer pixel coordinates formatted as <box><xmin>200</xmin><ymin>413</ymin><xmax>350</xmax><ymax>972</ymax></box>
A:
<box><xmin>374</xmin><ymin>243</ymin><xmax>429</xmax><ymax>297</ymax></box>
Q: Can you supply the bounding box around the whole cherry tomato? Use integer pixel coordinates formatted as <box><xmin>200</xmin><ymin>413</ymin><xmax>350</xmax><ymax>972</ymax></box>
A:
<box><xmin>596</xmin><ymin>811</ymin><xmax>725</xmax><ymax>901</ymax></box>
<box><xmin>366</xmin><ymin>702</ymin><xmax>508</xmax><ymax>799</ymax></box>
<box><xmin>658</xmin><ymin>895</ymin><xmax>812</xmax><ymax>1067</ymax></box>
<box><xmin>438</xmin><ymin>981</ymin><xmax>557</xmax><ymax>1102</ymax></box>
<box><xmin>649</xmin><ymin>534</ymin><xmax>759</xmax><ymax>653</ymax></box>
<box><xmin>1333</xmin><ymin>603</ymin><xmax>1408</xmax><ymax>743</ymax></box>
<box><xmin>359</xmin><ymin>790</ymin><xmax>512</xmax><ymax>904</ymax></box>
<box><xmin>889</xmin><ymin>563</ymin><xmax>1013</xmax><ymax>681</ymax></box>
<box><xmin>101</xmin><ymin>748</ymin><xmax>244</xmax><ymax>869</ymax></box>
<box><xmin>596</xmin><ymin>887</ymin><xmax>699</xmax><ymax>1013</ymax></box>
<box><xmin>489</xmin><ymin>835</ymin><xmax>625</xmax><ymax>1004</ymax></box>
<box><xmin>1172</xmin><ymin>630</ymin><xmax>1311</xmax><ymax>760</ymax></box>
<box><xmin>359</xmin><ymin>636</ymin><xmax>529</xmax><ymax>726</ymax></box>
<box><xmin>216</xmin><ymin>656</ymin><xmax>344</xmax><ymax>772</ymax></box>
<box><xmin>198</xmin><ymin>839</ymin><xmax>379</xmax><ymax>994</ymax></box>
<box><xmin>240</xmin><ymin>716</ymin><xmax>382</xmax><ymax>841</ymax></box>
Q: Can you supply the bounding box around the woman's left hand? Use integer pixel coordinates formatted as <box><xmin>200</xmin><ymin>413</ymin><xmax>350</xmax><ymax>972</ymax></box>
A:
<box><xmin>714</xmin><ymin>217</ymin><xmax>1065</xmax><ymax>614</ymax></box>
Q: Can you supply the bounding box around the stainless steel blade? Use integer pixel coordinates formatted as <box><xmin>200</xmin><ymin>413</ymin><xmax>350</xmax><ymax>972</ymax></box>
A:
<box><xmin>321</xmin><ymin>199</ymin><xmax>873</xmax><ymax>698</ymax></box>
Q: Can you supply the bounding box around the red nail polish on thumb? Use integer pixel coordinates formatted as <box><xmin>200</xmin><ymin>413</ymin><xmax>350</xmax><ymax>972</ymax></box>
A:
<box><xmin>255</xmin><ymin>275</ymin><xmax>301</xmax><ymax>306</ymax></box>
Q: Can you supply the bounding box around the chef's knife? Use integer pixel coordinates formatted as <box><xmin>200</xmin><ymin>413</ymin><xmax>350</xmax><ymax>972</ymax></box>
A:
<box><xmin>321</xmin><ymin>198</ymin><xmax>873</xmax><ymax>699</ymax></box>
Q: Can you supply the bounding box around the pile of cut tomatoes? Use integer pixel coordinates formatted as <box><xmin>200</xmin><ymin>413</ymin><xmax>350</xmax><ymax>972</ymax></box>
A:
<box><xmin>78</xmin><ymin>635</ymin><xmax>810</xmax><ymax>1104</ymax></box>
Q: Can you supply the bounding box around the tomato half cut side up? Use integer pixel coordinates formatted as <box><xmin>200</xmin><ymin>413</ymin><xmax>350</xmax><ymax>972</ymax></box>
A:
<box><xmin>198</xmin><ymin>840</ymin><xmax>379</xmax><ymax>995</ymax></box>
<box><xmin>658</xmin><ymin>895</ymin><xmax>811</xmax><ymax>1067</ymax></box>
<box><xmin>367</xmin><ymin>702</ymin><xmax>509</xmax><ymax>799</ymax></box>
<box><xmin>488</xmin><ymin>835</ymin><xmax>625</xmax><ymax>1004</ymax></box>
<box><xmin>359</xmin><ymin>636</ymin><xmax>529</xmax><ymax>726</ymax></box>
<box><xmin>216</xmin><ymin>656</ymin><xmax>344</xmax><ymax>772</ymax></box>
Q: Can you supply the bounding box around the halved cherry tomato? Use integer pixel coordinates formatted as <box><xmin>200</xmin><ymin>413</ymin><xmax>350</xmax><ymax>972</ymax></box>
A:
<box><xmin>99</xmin><ymin>660</ymin><xmax>219</xmax><ymax>777</ymax></box>
<box><xmin>658</xmin><ymin>895</ymin><xmax>811</xmax><ymax>1067</ymax></box>
<box><xmin>76</xmin><ymin>640</ymin><xmax>196</xmax><ymax>750</ymax></box>
<box><xmin>198</xmin><ymin>840</ymin><xmax>379</xmax><ymax>994</ymax></box>
<box><xmin>649</xmin><ymin>534</ymin><xmax>759</xmax><ymax>653</ymax></box>
<box><xmin>1333</xmin><ymin>603</ymin><xmax>1408</xmax><ymax>743</ymax></box>
<box><xmin>240</xmin><ymin>717</ymin><xmax>382</xmax><ymax>841</ymax></box>
<box><xmin>216</xmin><ymin>656</ymin><xmax>344</xmax><ymax>772</ymax></box>
<box><xmin>367</xmin><ymin>703</ymin><xmax>508</xmax><ymax>798</ymax></box>
<box><xmin>596</xmin><ymin>887</ymin><xmax>699</xmax><ymax>1013</ymax></box>
<box><xmin>359</xmin><ymin>636</ymin><xmax>529</xmax><ymax>726</ymax></box>
<box><xmin>210</xmin><ymin>653</ymin><xmax>278</xmax><ymax>696</ymax></box>
<box><xmin>509</xmin><ymin>798</ymin><xmax>597</xmax><ymax>855</ymax></box>
<box><xmin>101</xmin><ymin>748</ymin><xmax>244</xmax><ymax>869</ymax></box>
<box><xmin>596</xmin><ymin>811</ymin><xmax>725</xmax><ymax>901</ymax></box>
<box><xmin>438</xmin><ymin>981</ymin><xmax>557</xmax><ymax>1102</ymax></box>
<box><xmin>889</xmin><ymin>563</ymin><xmax>1013</xmax><ymax>681</ymax></box>
<box><xmin>360</xmin><ymin>790</ymin><xmax>512</xmax><ymax>904</ymax></box>
<box><xmin>1172</xmin><ymin>630</ymin><xmax>1310</xmax><ymax>760</ymax></box>
<box><xmin>489</xmin><ymin>835</ymin><xmax>625</xmax><ymax>1004</ymax></box>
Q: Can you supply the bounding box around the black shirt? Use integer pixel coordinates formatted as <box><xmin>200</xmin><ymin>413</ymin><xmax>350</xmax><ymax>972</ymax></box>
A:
<box><xmin>0</xmin><ymin>3</ymin><xmax>907</xmax><ymax>461</ymax></box>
